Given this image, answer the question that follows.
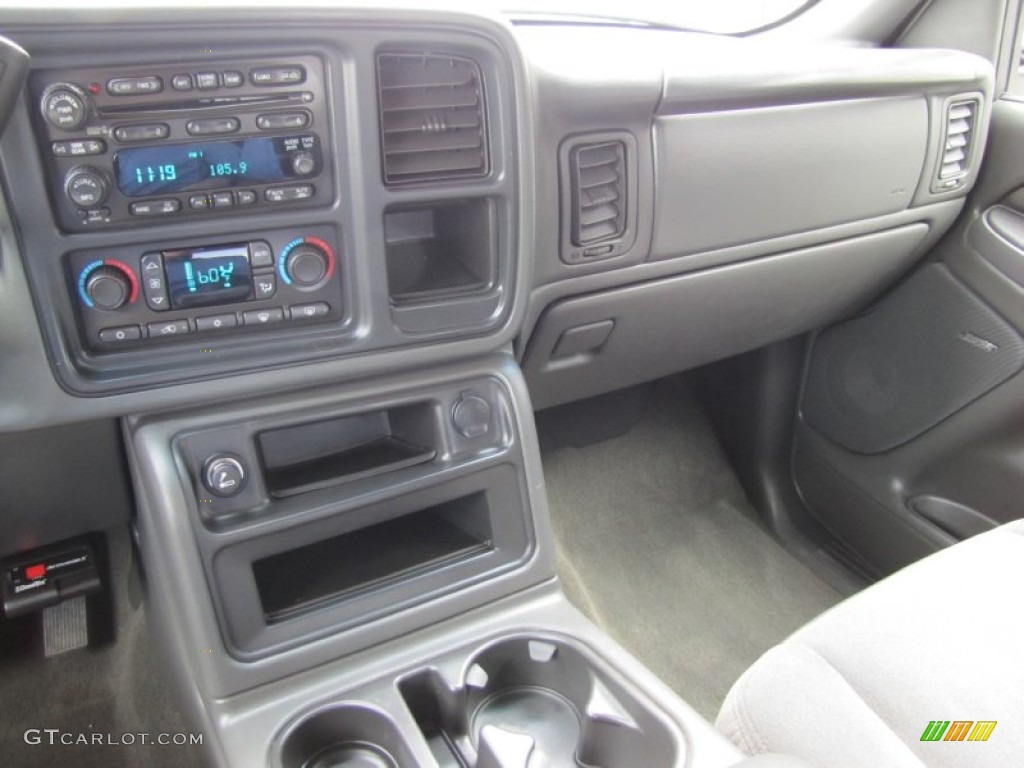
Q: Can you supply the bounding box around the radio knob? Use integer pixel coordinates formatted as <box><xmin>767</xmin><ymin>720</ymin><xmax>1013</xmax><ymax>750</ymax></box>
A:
<box><xmin>41</xmin><ymin>83</ymin><xmax>89</xmax><ymax>131</ymax></box>
<box><xmin>65</xmin><ymin>166</ymin><xmax>109</xmax><ymax>208</ymax></box>
<box><xmin>285</xmin><ymin>244</ymin><xmax>329</xmax><ymax>287</ymax></box>
<box><xmin>291</xmin><ymin>151</ymin><xmax>316</xmax><ymax>176</ymax></box>
<box><xmin>85</xmin><ymin>266</ymin><xmax>132</xmax><ymax>310</ymax></box>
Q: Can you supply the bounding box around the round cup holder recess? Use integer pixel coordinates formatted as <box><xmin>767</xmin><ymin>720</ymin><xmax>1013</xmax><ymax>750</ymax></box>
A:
<box><xmin>276</xmin><ymin>704</ymin><xmax>413</xmax><ymax>768</ymax></box>
<box><xmin>304</xmin><ymin>743</ymin><xmax>397</xmax><ymax>768</ymax></box>
<box><xmin>404</xmin><ymin>635</ymin><xmax>682</xmax><ymax>767</ymax></box>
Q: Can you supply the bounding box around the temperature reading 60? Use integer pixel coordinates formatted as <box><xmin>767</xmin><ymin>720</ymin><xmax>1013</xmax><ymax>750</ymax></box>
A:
<box><xmin>208</xmin><ymin>161</ymin><xmax>249</xmax><ymax>178</ymax></box>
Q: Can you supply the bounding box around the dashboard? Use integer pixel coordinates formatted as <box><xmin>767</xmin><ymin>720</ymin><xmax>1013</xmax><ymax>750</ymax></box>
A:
<box><xmin>0</xmin><ymin>4</ymin><xmax>1002</xmax><ymax>768</ymax></box>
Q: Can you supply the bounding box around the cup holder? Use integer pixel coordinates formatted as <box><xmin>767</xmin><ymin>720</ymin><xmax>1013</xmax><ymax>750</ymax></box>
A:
<box><xmin>401</xmin><ymin>635</ymin><xmax>681</xmax><ymax>767</ymax></box>
<box><xmin>278</xmin><ymin>704</ymin><xmax>416</xmax><ymax>768</ymax></box>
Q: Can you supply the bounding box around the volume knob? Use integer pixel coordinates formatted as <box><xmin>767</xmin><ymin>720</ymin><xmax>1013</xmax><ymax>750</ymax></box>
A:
<box><xmin>41</xmin><ymin>83</ymin><xmax>89</xmax><ymax>131</ymax></box>
<box><xmin>85</xmin><ymin>266</ymin><xmax>132</xmax><ymax>310</ymax></box>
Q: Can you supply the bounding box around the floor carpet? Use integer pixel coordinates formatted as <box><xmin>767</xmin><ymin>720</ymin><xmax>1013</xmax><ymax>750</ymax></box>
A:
<box><xmin>540</xmin><ymin>380</ymin><xmax>844</xmax><ymax>720</ymax></box>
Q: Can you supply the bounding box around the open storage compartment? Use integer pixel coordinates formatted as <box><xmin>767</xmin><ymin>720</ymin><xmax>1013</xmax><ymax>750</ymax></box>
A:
<box><xmin>257</xmin><ymin>403</ymin><xmax>438</xmax><ymax>499</ymax></box>
<box><xmin>384</xmin><ymin>198</ymin><xmax>497</xmax><ymax>302</ymax></box>
<box><xmin>254</xmin><ymin>493</ymin><xmax>493</xmax><ymax>623</ymax></box>
<box><xmin>209</xmin><ymin>463</ymin><xmax>533</xmax><ymax>658</ymax></box>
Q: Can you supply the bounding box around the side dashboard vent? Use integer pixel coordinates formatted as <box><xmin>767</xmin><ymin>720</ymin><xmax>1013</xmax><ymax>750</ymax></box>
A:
<box><xmin>377</xmin><ymin>54</ymin><xmax>489</xmax><ymax>185</ymax></box>
<box><xmin>938</xmin><ymin>99</ymin><xmax>978</xmax><ymax>181</ymax></box>
<box><xmin>569</xmin><ymin>141</ymin><xmax>627</xmax><ymax>246</ymax></box>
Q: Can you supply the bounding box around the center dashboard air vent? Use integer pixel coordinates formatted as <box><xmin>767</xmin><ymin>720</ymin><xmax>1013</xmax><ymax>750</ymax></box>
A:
<box><xmin>377</xmin><ymin>53</ymin><xmax>489</xmax><ymax>185</ymax></box>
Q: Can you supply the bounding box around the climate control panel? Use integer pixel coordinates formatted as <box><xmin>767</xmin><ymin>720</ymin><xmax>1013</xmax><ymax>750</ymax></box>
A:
<box><xmin>68</xmin><ymin>225</ymin><xmax>341</xmax><ymax>350</ymax></box>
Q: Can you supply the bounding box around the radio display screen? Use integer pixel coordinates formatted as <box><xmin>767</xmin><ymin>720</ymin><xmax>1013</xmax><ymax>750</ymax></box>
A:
<box><xmin>113</xmin><ymin>135</ymin><xmax>319</xmax><ymax>197</ymax></box>
<box><xmin>164</xmin><ymin>244</ymin><xmax>253</xmax><ymax>309</ymax></box>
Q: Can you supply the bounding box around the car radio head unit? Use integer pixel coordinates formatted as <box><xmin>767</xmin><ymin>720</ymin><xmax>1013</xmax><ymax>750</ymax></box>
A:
<box><xmin>30</xmin><ymin>55</ymin><xmax>333</xmax><ymax>231</ymax></box>
<box><xmin>114</xmin><ymin>134</ymin><xmax>323</xmax><ymax>198</ymax></box>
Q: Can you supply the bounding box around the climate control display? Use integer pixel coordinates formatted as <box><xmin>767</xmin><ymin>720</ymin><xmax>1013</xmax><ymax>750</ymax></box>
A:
<box><xmin>164</xmin><ymin>244</ymin><xmax>254</xmax><ymax>309</ymax></box>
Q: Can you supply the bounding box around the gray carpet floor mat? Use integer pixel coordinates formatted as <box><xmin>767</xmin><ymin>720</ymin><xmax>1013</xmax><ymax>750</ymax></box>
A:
<box><xmin>541</xmin><ymin>381</ymin><xmax>843</xmax><ymax>720</ymax></box>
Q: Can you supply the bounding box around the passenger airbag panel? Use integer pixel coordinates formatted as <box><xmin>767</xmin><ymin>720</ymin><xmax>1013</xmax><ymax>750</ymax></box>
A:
<box><xmin>651</xmin><ymin>98</ymin><xmax>927</xmax><ymax>259</ymax></box>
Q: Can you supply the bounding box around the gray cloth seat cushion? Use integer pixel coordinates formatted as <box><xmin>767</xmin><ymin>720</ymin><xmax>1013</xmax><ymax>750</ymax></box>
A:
<box><xmin>715</xmin><ymin>519</ymin><xmax>1024</xmax><ymax>767</ymax></box>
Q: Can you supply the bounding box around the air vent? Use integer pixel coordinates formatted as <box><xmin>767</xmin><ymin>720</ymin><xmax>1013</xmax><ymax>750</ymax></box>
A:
<box><xmin>377</xmin><ymin>54</ymin><xmax>489</xmax><ymax>185</ymax></box>
<box><xmin>570</xmin><ymin>141</ymin><xmax>627</xmax><ymax>245</ymax></box>
<box><xmin>938</xmin><ymin>99</ymin><xmax>977</xmax><ymax>180</ymax></box>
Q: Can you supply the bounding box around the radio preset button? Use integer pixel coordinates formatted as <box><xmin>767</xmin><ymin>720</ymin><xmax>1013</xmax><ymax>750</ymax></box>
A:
<box><xmin>249</xmin><ymin>241</ymin><xmax>274</xmax><ymax>268</ymax></box>
<box><xmin>42</xmin><ymin>85</ymin><xmax>88</xmax><ymax>131</ymax></box>
<box><xmin>221</xmin><ymin>71</ymin><xmax>244</xmax><ymax>88</ymax></box>
<box><xmin>195</xmin><ymin>72</ymin><xmax>219</xmax><ymax>90</ymax></box>
<box><xmin>250</xmin><ymin>66</ymin><xmax>306</xmax><ymax>86</ymax></box>
<box><xmin>253</xmin><ymin>274</ymin><xmax>277</xmax><ymax>300</ymax></box>
<box><xmin>265</xmin><ymin>184</ymin><xmax>314</xmax><ymax>203</ymax></box>
<box><xmin>186</xmin><ymin>117</ymin><xmax>240</xmax><ymax>136</ymax></box>
<box><xmin>107</xmin><ymin>77</ymin><xmax>163</xmax><ymax>96</ymax></box>
<box><xmin>196</xmin><ymin>314</ymin><xmax>238</xmax><ymax>332</ymax></box>
<box><xmin>243</xmin><ymin>308</ymin><xmax>285</xmax><ymax>326</ymax></box>
<box><xmin>289</xmin><ymin>302</ymin><xmax>330</xmax><ymax>321</ymax></box>
<box><xmin>113</xmin><ymin>123</ymin><xmax>169</xmax><ymax>142</ymax></box>
<box><xmin>52</xmin><ymin>139</ymin><xmax>106</xmax><ymax>157</ymax></box>
<box><xmin>189</xmin><ymin>194</ymin><xmax>211</xmax><ymax>210</ymax></box>
<box><xmin>171</xmin><ymin>74</ymin><xmax>193</xmax><ymax>91</ymax></box>
<box><xmin>99</xmin><ymin>326</ymin><xmax>142</xmax><ymax>343</ymax></box>
<box><xmin>148</xmin><ymin>319</ymin><xmax>190</xmax><ymax>338</ymax></box>
<box><xmin>211</xmin><ymin>191</ymin><xmax>234</xmax><ymax>208</ymax></box>
<box><xmin>235</xmin><ymin>190</ymin><xmax>257</xmax><ymax>206</ymax></box>
<box><xmin>129</xmin><ymin>199</ymin><xmax>181</xmax><ymax>216</ymax></box>
<box><xmin>256</xmin><ymin>111</ymin><xmax>310</xmax><ymax>131</ymax></box>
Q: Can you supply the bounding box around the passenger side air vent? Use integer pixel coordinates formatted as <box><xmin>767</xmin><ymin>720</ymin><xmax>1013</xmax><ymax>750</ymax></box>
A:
<box><xmin>569</xmin><ymin>141</ymin><xmax>627</xmax><ymax>246</ymax></box>
<box><xmin>377</xmin><ymin>54</ymin><xmax>489</xmax><ymax>185</ymax></box>
<box><xmin>938</xmin><ymin>99</ymin><xmax>978</xmax><ymax>182</ymax></box>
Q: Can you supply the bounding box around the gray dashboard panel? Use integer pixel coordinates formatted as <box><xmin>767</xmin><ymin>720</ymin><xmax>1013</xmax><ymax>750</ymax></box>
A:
<box><xmin>651</xmin><ymin>97</ymin><xmax>927</xmax><ymax>259</ymax></box>
<box><xmin>523</xmin><ymin>224</ymin><xmax>930</xmax><ymax>410</ymax></box>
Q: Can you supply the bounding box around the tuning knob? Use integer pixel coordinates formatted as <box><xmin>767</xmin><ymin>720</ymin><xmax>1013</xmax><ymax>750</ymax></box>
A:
<box><xmin>65</xmin><ymin>166</ymin><xmax>109</xmax><ymax>208</ymax></box>
<box><xmin>291</xmin><ymin>151</ymin><xmax>316</xmax><ymax>176</ymax></box>
<box><xmin>85</xmin><ymin>266</ymin><xmax>132</xmax><ymax>310</ymax></box>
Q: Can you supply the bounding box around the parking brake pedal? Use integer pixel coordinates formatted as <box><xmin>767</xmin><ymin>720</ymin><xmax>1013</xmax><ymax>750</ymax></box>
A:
<box><xmin>2</xmin><ymin>538</ymin><xmax>101</xmax><ymax>655</ymax></box>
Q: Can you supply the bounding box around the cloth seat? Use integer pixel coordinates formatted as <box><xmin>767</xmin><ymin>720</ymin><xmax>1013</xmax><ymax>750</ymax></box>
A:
<box><xmin>715</xmin><ymin>520</ymin><xmax>1024</xmax><ymax>767</ymax></box>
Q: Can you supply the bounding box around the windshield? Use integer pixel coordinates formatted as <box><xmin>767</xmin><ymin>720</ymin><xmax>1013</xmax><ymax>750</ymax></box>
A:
<box><xmin>500</xmin><ymin>0</ymin><xmax>814</xmax><ymax>34</ymax></box>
